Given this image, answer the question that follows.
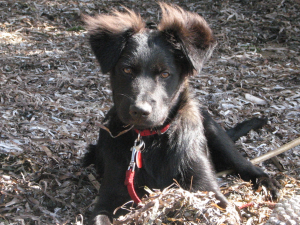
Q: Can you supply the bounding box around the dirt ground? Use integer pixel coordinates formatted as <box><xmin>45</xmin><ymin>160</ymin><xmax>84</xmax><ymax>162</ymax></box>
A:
<box><xmin>0</xmin><ymin>0</ymin><xmax>299</xmax><ymax>224</ymax></box>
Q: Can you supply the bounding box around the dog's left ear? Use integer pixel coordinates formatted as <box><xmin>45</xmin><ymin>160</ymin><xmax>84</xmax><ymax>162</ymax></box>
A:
<box><xmin>158</xmin><ymin>3</ymin><xmax>217</xmax><ymax>75</ymax></box>
<box><xmin>83</xmin><ymin>9</ymin><xmax>145</xmax><ymax>74</ymax></box>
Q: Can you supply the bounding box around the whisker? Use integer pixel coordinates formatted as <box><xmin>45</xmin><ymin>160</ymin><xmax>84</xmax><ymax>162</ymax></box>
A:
<box><xmin>117</xmin><ymin>93</ymin><xmax>134</xmax><ymax>101</ymax></box>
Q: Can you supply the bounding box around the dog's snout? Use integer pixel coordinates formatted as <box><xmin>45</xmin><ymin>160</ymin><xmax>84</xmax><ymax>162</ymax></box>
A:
<box><xmin>129</xmin><ymin>102</ymin><xmax>152</xmax><ymax>119</ymax></box>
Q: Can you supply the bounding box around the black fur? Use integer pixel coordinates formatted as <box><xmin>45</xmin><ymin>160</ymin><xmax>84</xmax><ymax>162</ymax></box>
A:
<box><xmin>226</xmin><ymin>117</ymin><xmax>268</xmax><ymax>142</ymax></box>
<box><xmin>83</xmin><ymin>3</ymin><xmax>280</xmax><ymax>224</ymax></box>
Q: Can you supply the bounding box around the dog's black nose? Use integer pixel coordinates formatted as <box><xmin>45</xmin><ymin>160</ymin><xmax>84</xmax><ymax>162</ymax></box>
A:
<box><xmin>129</xmin><ymin>102</ymin><xmax>152</xmax><ymax>119</ymax></box>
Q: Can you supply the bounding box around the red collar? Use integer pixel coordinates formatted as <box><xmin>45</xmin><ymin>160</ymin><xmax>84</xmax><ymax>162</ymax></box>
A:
<box><xmin>134</xmin><ymin>124</ymin><xmax>170</xmax><ymax>136</ymax></box>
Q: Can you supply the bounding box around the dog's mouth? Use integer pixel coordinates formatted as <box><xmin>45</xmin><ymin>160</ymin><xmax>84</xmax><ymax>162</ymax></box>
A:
<box><xmin>125</xmin><ymin>115</ymin><xmax>169</xmax><ymax>131</ymax></box>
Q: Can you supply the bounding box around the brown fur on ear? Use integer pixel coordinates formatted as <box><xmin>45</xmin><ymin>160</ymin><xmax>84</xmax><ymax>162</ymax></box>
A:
<box><xmin>83</xmin><ymin>8</ymin><xmax>145</xmax><ymax>35</ymax></box>
<box><xmin>158</xmin><ymin>3</ymin><xmax>217</xmax><ymax>74</ymax></box>
<box><xmin>82</xmin><ymin>8</ymin><xmax>145</xmax><ymax>74</ymax></box>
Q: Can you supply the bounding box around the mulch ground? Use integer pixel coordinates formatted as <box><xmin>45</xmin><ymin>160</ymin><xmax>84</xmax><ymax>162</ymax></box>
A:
<box><xmin>0</xmin><ymin>0</ymin><xmax>299</xmax><ymax>224</ymax></box>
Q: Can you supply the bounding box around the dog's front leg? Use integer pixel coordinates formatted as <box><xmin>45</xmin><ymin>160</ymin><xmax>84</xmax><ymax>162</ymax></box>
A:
<box><xmin>88</xmin><ymin>162</ymin><xmax>131</xmax><ymax>225</ymax></box>
<box><xmin>183</xmin><ymin>153</ymin><xmax>229</xmax><ymax>208</ymax></box>
<box><xmin>89</xmin><ymin>184</ymin><xmax>130</xmax><ymax>225</ymax></box>
<box><xmin>201</xmin><ymin>110</ymin><xmax>281</xmax><ymax>198</ymax></box>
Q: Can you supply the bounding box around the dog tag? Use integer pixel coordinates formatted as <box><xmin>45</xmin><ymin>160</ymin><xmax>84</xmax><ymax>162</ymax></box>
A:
<box><xmin>136</xmin><ymin>150</ymin><xmax>142</xmax><ymax>168</ymax></box>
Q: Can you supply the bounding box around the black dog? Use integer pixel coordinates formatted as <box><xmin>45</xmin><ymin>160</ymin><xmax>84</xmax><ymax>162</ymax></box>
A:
<box><xmin>83</xmin><ymin>3</ymin><xmax>279</xmax><ymax>224</ymax></box>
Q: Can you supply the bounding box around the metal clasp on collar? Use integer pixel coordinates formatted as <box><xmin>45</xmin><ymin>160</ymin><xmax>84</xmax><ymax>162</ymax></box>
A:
<box><xmin>128</xmin><ymin>134</ymin><xmax>145</xmax><ymax>171</ymax></box>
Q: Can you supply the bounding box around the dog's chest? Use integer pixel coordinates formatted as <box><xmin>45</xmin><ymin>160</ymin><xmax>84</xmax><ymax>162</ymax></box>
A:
<box><xmin>134</xmin><ymin>141</ymin><xmax>182</xmax><ymax>189</ymax></box>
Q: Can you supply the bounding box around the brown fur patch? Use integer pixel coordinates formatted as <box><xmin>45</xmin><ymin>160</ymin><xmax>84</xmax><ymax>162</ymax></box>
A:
<box><xmin>83</xmin><ymin>7</ymin><xmax>145</xmax><ymax>35</ymax></box>
<box><xmin>158</xmin><ymin>2</ymin><xmax>215</xmax><ymax>50</ymax></box>
<box><xmin>179</xmin><ymin>84</ymin><xmax>203</xmax><ymax>126</ymax></box>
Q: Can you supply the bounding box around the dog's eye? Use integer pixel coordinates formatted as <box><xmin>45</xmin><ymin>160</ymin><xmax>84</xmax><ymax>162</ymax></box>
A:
<box><xmin>160</xmin><ymin>72</ymin><xmax>170</xmax><ymax>78</ymax></box>
<box><xmin>123</xmin><ymin>67</ymin><xmax>132</xmax><ymax>74</ymax></box>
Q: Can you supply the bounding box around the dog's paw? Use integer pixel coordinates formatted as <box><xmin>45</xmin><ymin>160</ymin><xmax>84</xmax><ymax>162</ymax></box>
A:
<box><xmin>90</xmin><ymin>215</ymin><xmax>111</xmax><ymax>225</ymax></box>
<box><xmin>89</xmin><ymin>211</ymin><xmax>113</xmax><ymax>225</ymax></box>
<box><xmin>254</xmin><ymin>177</ymin><xmax>282</xmax><ymax>200</ymax></box>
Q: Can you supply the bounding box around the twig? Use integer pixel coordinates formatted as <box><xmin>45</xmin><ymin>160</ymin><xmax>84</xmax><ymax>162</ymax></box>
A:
<box><xmin>250</xmin><ymin>137</ymin><xmax>300</xmax><ymax>165</ymax></box>
<box><xmin>217</xmin><ymin>137</ymin><xmax>300</xmax><ymax>177</ymax></box>
<box><xmin>95</xmin><ymin>122</ymin><xmax>134</xmax><ymax>138</ymax></box>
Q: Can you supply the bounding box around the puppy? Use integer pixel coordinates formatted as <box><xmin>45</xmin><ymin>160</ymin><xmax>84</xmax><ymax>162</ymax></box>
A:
<box><xmin>83</xmin><ymin>3</ymin><xmax>279</xmax><ymax>224</ymax></box>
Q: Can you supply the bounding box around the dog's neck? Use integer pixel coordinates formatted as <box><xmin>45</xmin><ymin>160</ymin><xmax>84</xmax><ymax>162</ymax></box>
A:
<box><xmin>134</xmin><ymin>123</ymin><xmax>170</xmax><ymax>136</ymax></box>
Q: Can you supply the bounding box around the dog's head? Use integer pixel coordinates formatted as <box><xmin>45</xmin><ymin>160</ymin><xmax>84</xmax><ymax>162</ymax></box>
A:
<box><xmin>84</xmin><ymin>3</ymin><xmax>216</xmax><ymax>130</ymax></box>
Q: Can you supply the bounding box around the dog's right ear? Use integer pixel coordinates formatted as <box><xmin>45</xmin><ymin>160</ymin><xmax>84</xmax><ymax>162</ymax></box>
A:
<box><xmin>83</xmin><ymin>10</ymin><xmax>145</xmax><ymax>74</ymax></box>
<box><xmin>158</xmin><ymin>3</ymin><xmax>217</xmax><ymax>75</ymax></box>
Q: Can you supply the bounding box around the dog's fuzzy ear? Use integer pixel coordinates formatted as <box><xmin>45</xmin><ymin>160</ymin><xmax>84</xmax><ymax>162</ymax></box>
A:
<box><xmin>158</xmin><ymin>3</ymin><xmax>217</xmax><ymax>75</ymax></box>
<box><xmin>83</xmin><ymin>9</ymin><xmax>145</xmax><ymax>74</ymax></box>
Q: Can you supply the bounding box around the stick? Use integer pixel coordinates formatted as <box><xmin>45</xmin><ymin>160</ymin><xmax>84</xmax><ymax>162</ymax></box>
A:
<box><xmin>217</xmin><ymin>137</ymin><xmax>300</xmax><ymax>177</ymax></box>
<box><xmin>250</xmin><ymin>137</ymin><xmax>300</xmax><ymax>165</ymax></box>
